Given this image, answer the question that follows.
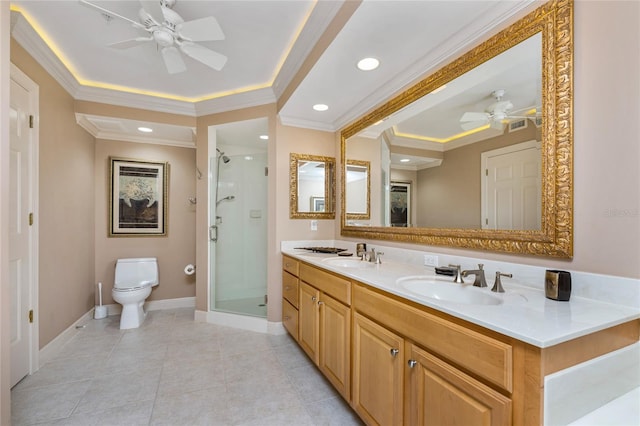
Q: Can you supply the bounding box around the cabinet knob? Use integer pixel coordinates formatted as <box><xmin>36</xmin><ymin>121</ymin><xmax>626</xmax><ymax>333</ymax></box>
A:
<box><xmin>390</xmin><ymin>348</ymin><xmax>399</xmax><ymax>357</ymax></box>
<box><xmin>285</xmin><ymin>286</ymin><xmax>291</xmax><ymax>291</ymax></box>
<box><xmin>408</xmin><ymin>359</ymin><xmax>417</xmax><ymax>368</ymax></box>
<box><xmin>284</xmin><ymin>315</ymin><xmax>290</xmax><ymax>320</ymax></box>
<box><xmin>311</xmin><ymin>296</ymin><xmax>317</xmax><ymax>302</ymax></box>
<box><xmin>317</xmin><ymin>301</ymin><xmax>324</xmax><ymax>306</ymax></box>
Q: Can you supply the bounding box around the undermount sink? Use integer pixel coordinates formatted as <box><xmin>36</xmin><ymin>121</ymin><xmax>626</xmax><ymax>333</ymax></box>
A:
<box><xmin>322</xmin><ymin>257</ymin><xmax>375</xmax><ymax>268</ymax></box>
<box><xmin>397</xmin><ymin>276</ymin><xmax>503</xmax><ymax>305</ymax></box>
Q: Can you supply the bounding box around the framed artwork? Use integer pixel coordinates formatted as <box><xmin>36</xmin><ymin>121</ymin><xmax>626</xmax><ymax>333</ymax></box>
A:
<box><xmin>311</xmin><ymin>196</ymin><xmax>325</xmax><ymax>212</ymax></box>
<box><xmin>109</xmin><ymin>157</ymin><xmax>168</xmax><ymax>236</ymax></box>
<box><xmin>390</xmin><ymin>181</ymin><xmax>411</xmax><ymax>227</ymax></box>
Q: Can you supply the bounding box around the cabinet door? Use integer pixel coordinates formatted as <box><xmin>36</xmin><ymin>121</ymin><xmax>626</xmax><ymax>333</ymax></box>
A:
<box><xmin>319</xmin><ymin>294</ymin><xmax>351</xmax><ymax>400</ymax></box>
<box><xmin>282</xmin><ymin>298</ymin><xmax>298</xmax><ymax>340</ymax></box>
<box><xmin>352</xmin><ymin>313</ymin><xmax>404</xmax><ymax>426</ymax></box>
<box><xmin>299</xmin><ymin>281</ymin><xmax>320</xmax><ymax>364</ymax></box>
<box><xmin>407</xmin><ymin>344</ymin><xmax>511</xmax><ymax>426</ymax></box>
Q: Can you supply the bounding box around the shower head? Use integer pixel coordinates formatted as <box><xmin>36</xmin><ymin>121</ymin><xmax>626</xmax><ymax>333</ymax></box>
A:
<box><xmin>216</xmin><ymin>148</ymin><xmax>231</xmax><ymax>164</ymax></box>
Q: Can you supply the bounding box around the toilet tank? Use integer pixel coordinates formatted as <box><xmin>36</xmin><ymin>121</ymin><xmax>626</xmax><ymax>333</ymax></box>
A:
<box><xmin>114</xmin><ymin>258</ymin><xmax>159</xmax><ymax>290</ymax></box>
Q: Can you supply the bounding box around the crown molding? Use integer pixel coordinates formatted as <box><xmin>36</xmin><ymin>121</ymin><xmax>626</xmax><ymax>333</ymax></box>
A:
<box><xmin>194</xmin><ymin>87</ymin><xmax>277</xmax><ymax>117</ymax></box>
<box><xmin>11</xmin><ymin>12</ymin><xmax>80</xmax><ymax>97</ymax></box>
<box><xmin>272</xmin><ymin>0</ymin><xmax>346</xmax><ymax>99</ymax></box>
<box><xmin>75</xmin><ymin>113</ymin><xmax>196</xmax><ymax>148</ymax></box>
<box><xmin>277</xmin><ymin>115</ymin><xmax>336</xmax><ymax>133</ymax></box>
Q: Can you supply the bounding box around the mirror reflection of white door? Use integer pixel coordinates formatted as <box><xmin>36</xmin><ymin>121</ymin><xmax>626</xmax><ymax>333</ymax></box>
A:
<box><xmin>482</xmin><ymin>140</ymin><xmax>541</xmax><ymax>230</ymax></box>
<box><xmin>10</xmin><ymin>65</ymin><xmax>38</xmax><ymax>387</ymax></box>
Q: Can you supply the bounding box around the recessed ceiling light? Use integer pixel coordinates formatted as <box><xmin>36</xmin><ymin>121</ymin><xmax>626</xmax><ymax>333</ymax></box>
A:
<box><xmin>138</xmin><ymin>127</ymin><xmax>153</xmax><ymax>133</ymax></box>
<box><xmin>244</xmin><ymin>156</ymin><xmax>254</xmax><ymax>161</ymax></box>
<box><xmin>259</xmin><ymin>135</ymin><xmax>269</xmax><ymax>140</ymax></box>
<box><xmin>357</xmin><ymin>57</ymin><xmax>380</xmax><ymax>71</ymax></box>
<box><xmin>313</xmin><ymin>104</ymin><xmax>329</xmax><ymax>112</ymax></box>
<box><xmin>400</xmin><ymin>158</ymin><xmax>411</xmax><ymax>163</ymax></box>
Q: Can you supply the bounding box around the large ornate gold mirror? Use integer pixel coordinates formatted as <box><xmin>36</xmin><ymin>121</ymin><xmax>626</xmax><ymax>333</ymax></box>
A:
<box><xmin>341</xmin><ymin>0</ymin><xmax>572</xmax><ymax>257</ymax></box>
<box><xmin>290</xmin><ymin>153</ymin><xmax>336</xmax><ymax>219</ymax></box>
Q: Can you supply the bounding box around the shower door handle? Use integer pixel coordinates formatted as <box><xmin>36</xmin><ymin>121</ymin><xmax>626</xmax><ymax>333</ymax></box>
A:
<box><xmin>209</xmin><ymin>225</ymin><xmax>218</xmax><ymax>242</ymax></box>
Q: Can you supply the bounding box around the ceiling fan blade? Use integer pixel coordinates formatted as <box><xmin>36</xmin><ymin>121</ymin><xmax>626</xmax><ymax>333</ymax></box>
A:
<box><xmin>139</xmin><ymin>0</ymin><xmax>165</xmax><ymax>25</ymax></box>
<box><xmin>461</xmin><ymin>120</ymin><xmax>487</xmax><ymax>131</ymax></box>
<box><xmin>79</xmin><ymin>0</ymin><xmax>147</xmax><ymax>30</ymax></box>
<box><xmin>460</xmin><ymin>112</ymin><xmax>488</xmax><ymax>123</ymax></box>
<box><xmin>108</xmin><ymin>37</ymin><xmax>154</xmax><ymax>49</ymax></box>
<box><xmin>179</xmin><ymin>42</ymin><xmax>227</xmax><ymax>71</ymax></box>
<box><xmin>178</xmin><ymin>16</ymin><xmax>225</xmax><ymax>41</ymax></box>
<box><xmin>161</xmin><ymin>46</ymin><xmax>187</xmax><ymax>74</ymax></box>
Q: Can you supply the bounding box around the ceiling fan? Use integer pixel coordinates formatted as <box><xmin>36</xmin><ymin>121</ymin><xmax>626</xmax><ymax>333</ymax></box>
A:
<box><xmin>459</xmin><ymin>89</ymin><xmax>537</xmax><ymax>131</ymax></box>
<box><xmin>80</xmin><ymin>0</ymin><xmax>227</xmax><ymax>74</ymax></box>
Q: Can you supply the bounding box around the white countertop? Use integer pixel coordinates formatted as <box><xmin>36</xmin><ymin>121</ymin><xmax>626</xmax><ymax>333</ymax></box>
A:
<box><xmin>282</xmin><ymin>249</ymin><xmax>640</xmax><ymax>348</ymax></box>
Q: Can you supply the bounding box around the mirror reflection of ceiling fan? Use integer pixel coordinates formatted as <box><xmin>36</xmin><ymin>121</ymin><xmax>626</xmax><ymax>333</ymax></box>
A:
<box><xmin>459</xmin><ymin>89</ymin><xmax>539</xmax><ymax>131</ymax></box>
<box><xmin>79</xmin><ymin>0</ymin><xmax>227</xmax><ymax>74</ymax></box>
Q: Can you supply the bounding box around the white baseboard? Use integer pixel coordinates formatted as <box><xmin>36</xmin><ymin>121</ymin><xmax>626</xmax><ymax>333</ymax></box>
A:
<box><xmin>146</xmin><ymin>296</ymin><xmax>195</xmax><ymax>311</ymax></box>
<box><xmin>105</xmin><ymin>296</ymin><xmax>196</xmax><ymax>316</ymax></box>
<box><xmin>39</xmin><ymin>308</ymin><xmax>94</xmax><ymax>368</ymax></box>
<box><xmin>195</xmin><ymin>309</ymin><xmax>284</xmax><ymax>335</ymax></box>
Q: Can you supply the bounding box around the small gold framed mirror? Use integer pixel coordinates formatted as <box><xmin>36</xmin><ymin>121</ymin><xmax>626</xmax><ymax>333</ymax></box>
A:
<box><xmin>290</xmin><ymin>153</ymin><xmax>336</xmax><ymax>219</ymax></box>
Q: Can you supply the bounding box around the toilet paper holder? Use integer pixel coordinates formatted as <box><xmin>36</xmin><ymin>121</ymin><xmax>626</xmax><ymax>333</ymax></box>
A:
<box><xmin>184</xmin><ymin>264</ymin><xmax>196</xmax><ymax>275</ymax></box>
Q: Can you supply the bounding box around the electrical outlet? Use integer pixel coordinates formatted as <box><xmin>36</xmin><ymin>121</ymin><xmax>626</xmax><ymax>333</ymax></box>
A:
<box><xmin>310</xmin><ymin>220</ymin><xmax>318</xmax><ymax>231</ymax></box>
<box><xmin>423</xmin><ymin>254</ymin><xmax>439</xmax><ymax>267</ymax></box>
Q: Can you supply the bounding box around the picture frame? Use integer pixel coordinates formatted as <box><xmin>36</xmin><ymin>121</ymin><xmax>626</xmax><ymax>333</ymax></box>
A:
<box><xmin>390</xmin><ymin>181</ymin><xmax>411</xmax><ymax>227</ymax></box>
<box><xmin>311</xmin><ymin>196</ymin><xmax>325</xmax><ymax>212</ymax></box>
<box><xmin>109</xmin><ymin>157</ymin><xmax>168</xmax><ymax>237</ymax></box>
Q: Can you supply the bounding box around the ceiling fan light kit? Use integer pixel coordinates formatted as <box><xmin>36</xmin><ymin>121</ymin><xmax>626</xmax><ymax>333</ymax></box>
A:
<box><xmin>81</xmin><ymin>0</ymin><xmax>227</xmax><ymax>74</ymax></box>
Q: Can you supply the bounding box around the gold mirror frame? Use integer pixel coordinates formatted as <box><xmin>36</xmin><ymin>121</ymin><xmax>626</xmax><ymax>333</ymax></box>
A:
<box><xmin>340</xmin><ymin>0</ymin><xmax>573</xmax><ymax>258</ymax></box>
<box><xmin>290</xmin><ymin>153</ymin><xmax>336</xmax><ymax>219</ymax></box>
<box><xmin>345</xmin><ymin>160</ymin><xmax>371</xmax><ymax>221</ymax></box>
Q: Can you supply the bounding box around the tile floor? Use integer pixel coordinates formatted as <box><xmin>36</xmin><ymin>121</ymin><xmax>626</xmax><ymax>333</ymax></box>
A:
<box><xmin>11</xmin><ymin>308</ymin><xmax>363</xmax><ymax>426</ymax></box>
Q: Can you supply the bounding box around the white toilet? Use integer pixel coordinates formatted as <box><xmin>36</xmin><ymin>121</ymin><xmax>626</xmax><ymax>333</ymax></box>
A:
<box><xmin>112</xmin><ymin>258</ymin><xmax>159</xmax><ymax>329</ymax></box>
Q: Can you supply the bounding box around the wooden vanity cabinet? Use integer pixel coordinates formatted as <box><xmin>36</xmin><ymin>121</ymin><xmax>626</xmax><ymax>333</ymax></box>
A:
<box><xmin>282</xmin><ymin>256</ymin><xmax>300</xmax><ymax>340</ymax></box>
<box><xmin>352</xmin><ymin>313</ymin><xmax>404</xmax><ymax>426</ymax></box>
<box><xmin>353</xmin><ymin>282</ymin><xmax>513</xmax><ymax>426</ymax></box>
<box><xmin>407</xmin><ymin>343</ymin><xmax>511</xmax><ymax>426</ymax></box>
<box><xmin>297</xmin><ymin>263</ymin><xmax>351</xmax><ymax>400</ymax></box>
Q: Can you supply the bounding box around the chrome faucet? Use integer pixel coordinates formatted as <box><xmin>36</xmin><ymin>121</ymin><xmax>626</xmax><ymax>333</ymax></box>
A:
<box><xmin>448</xmin><ymin>264</ymin><xmax>464</xmax><ymax>283</ymax></box>
<box><xmin>462</xmin><ymin>264</ymin><xmax>487</xmax><ymax>288</ymax></box>
<box><xmin>491</xmin><ymin>271</ymin><xmax>512</xmax><ymax>293</ymax></box>
<box><xmin>365</xmin><ymin>247</ymin><xmax>384</xmax><ymax>264</ymax></box>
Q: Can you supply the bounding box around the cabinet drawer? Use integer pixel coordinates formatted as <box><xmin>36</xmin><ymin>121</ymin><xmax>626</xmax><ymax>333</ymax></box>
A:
<box><xmin>354</xmin><ymin>283</ymin><xmax>513</xmax><ymax>392</ymax></box>
<box><xmin>282</xmin><ymin>271</ymin><xmax>299</xmax><ymax>308</ymax></box>
<box><xmin>282</xmin><ymin>298</ymin><xmax>298</xmax><ymax>341</ymax></box>
<box><xmin>299</xmin><ymin>263</ymin><xmax>351</xmax><ymax>305</ymax></box>
<box><xmin>283</xmin><ymin>256</ymin><xmax>299</xmax><ymax>276</ymax></box>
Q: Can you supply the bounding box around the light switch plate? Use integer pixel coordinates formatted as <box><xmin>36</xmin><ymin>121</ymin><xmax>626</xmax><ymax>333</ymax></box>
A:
<box><xmin>310</xmin><ymin>220</ymin><xmax>318</xmax><ymax>231</ymax></box>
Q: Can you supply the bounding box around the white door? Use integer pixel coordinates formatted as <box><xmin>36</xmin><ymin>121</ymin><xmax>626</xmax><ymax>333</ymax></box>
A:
<box><xmin>482</xmin><ymin>141</ymin><xmax>541</xmax><ymax>230</ymax></box>
<box><xmin>10</xmin><ymin>65</ymin><xmax>38</xmax><ymax>387</ymax></box>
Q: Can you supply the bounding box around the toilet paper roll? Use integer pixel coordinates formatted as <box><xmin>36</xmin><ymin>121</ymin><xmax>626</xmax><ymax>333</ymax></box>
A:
<box><xmin>184</xmin><ymin>264</ymin><xmax>196</xmax><ymax>275</ymax></box>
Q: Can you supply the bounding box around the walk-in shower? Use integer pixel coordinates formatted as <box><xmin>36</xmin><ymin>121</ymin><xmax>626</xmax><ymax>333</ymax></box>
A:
<box><xmin>209</xmin><ymin>118</ymin><xmax>268</xmax><ymax>320</ymax></box>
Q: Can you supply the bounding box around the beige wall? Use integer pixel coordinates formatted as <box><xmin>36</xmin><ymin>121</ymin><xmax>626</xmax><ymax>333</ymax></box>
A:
<box><xmin>94</xmin><ymin>140</ymin><xmax>197</xmax><ymax>305</ymax></box>
<box><xmin>11</xmin><ymin>39</ymin><xmax>97</xmax><ymax>348</ymax></box>
<box><xmin>336</xmin><ymin>1</ymin><xmax>640</xmax><ymax>279</ymax></box>
<box><xmin>417</xmin><ymin>124</ymin><xmax>538</xmax><ymax>228</ymax></box>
